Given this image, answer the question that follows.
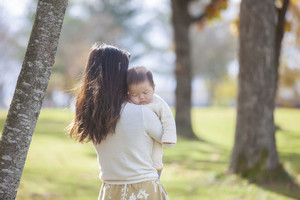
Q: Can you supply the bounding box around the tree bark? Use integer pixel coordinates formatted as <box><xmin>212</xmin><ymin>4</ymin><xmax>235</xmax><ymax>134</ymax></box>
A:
<box><xmin>229</xmin><ymin>0</ymin><xmax>279</xmax><ymax>173</ymax></box>
<box><xmin>171</xmin><ymin>0</ymin><xmax>197</xmax><ymax>139</ymax></box>
<box><xmin>0</xmin><ymin>0</ymin><xmax>68</xmax><ymax>199</ymax></box>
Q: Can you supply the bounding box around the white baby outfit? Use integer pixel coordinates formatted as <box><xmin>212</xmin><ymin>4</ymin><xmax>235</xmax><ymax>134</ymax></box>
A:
<box><xmin>147</xmin><ymin>94</ymin><xmax>177</xmax><ymax>170</ymax></box>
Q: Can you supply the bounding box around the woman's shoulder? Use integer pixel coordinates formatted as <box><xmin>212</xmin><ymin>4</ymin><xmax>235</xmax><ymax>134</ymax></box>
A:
<box><xmin>122</xmin><ymin>102</ymin><xmax>142</xmax><ymax>114</ymax></box>
<box><xmin>123</xmin><ymin>102</ymin><xmax>140</xmax><ymax>109</ymax></box>
<box><xmin>120</xmin><ymin>102</ymin><xmax>156</xmax><ymax>123</ymax></box>
<box><xmin>122</xmin><ymin>102</ymin><xmax>153</xmax><ymax>115</ymax></box>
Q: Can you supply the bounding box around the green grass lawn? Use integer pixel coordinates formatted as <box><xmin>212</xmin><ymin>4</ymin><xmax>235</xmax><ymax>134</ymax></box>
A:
<box><xmin>1</xmin><ymin>107</ymin><xmax>300</xmax><ymax>200</ymax></box>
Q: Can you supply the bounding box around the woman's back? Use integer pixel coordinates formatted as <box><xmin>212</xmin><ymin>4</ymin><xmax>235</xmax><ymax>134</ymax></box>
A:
<box><xmin>93</xmin><ymin>102</ymin><xmax>163</xmax><ymax>184</ymax></box>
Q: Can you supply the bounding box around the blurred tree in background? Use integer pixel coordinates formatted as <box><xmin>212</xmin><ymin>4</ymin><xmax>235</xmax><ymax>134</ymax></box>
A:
<box><xmin>50</xmin><ymin>0</ymin><xmax>169</xmax><ymax>106</ymax></box>
<box><xmin>0</xmin><ymin>5</ymin><xmax>24</xmax><ymax>107</ymax></box>
<box><xmin>0</xmin><ymin>0</ymin><xmax>172</xmax><ymax>107</ymax></box>
<box><xmin>276</xmin><ymin>0</ymin><xmax>300</xmax><ymax>107</ymax></box>
<box><xmin>277</xmin><ymin>58</ymin><xmax>300</xmax><ymax>107</ymax></box>
<box><xmin>1</xmin><ymin>0</ymin><xmax>300</xmax><ymax>109</ymax></box>
<box><xmin>171</xmin><ymin>0</ymin><xmax>229</xmax><ymax>138</ymax></box>
<box><xmin>191</xmin><ymin>22</ymin><xmax>237</xmax><ymax>105</ymax></box>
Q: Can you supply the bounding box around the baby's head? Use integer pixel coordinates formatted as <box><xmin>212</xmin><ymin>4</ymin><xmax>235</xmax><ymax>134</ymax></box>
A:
<box><xmin>126</xmin><ymin>67</ymin><xmax>155</xmax><ymax>105</ymax></box>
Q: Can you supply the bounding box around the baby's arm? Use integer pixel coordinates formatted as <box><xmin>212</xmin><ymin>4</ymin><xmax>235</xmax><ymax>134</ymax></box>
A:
<box><xmin>147</xmin><ymin>94</ymin><xmax>177</xmax><ymax>147</ymax></box>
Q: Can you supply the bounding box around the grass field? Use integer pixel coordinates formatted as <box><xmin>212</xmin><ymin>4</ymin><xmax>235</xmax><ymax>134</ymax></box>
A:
<box><xmin>1</xmin><ymin>108</ymin><xmax>300</xmax><ymax>200</ymax></box>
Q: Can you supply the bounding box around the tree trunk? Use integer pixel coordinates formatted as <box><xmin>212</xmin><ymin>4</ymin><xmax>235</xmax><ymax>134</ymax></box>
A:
<box><xmin>171</xmin><ymin>0</ymin><xmax>196</xmax><ymax>139</ymax></box>
<box><xmin>0</xmin><ymin>0</ymin><xmax>68</xmax><ymax>199</ymax></box>
<box><xmin>229</xmin><ymin>0</ymin><xmax>279</xmax><ymax>173</ymax></box>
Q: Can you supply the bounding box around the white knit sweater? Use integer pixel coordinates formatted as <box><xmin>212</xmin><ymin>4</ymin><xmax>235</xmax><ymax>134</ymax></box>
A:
<box><xmin>147</xmin><ymin>94</ymin><xmax>177</xmax><ymax>146</ymax></box>
<box><xmin>93</xmin><ymin>102</ymin><xmax>163</xmax><ymax>184</ymax></box>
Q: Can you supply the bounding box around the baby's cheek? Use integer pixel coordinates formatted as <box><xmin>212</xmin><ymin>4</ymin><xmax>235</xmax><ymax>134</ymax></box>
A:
<box><xmin>132</xmin><ymin>98</ymin><xmax>140</xmax><ymax>104</ymax></box>
<box><xmin>148</xmin><ymin>96</ymin><xmax>153</xmax><ymax>102</ymax></box>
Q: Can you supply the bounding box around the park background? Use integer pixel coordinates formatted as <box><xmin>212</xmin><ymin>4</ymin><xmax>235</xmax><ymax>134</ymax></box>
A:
<box><xmin>1</xmin><ymin>0</ymin><xmax>300</xmax><ymax>199</ymax></box>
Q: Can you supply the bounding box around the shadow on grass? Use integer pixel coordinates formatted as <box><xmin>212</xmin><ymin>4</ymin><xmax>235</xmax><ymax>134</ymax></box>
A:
<box><xmin>213</xmin><ymin>169</ymin><xmax>300</xmax><ymax>200</ymax></box>
<box><xmin>248</xmin><ymin>168</ymin><xmax>300</xmax><ymax>199</ymax></box>
<box><xmin>178</xmin><ymin>135</ymin><xmax>228</xmax><ymax>151</ymax></box>
<box><xmin>280</xmin><ymin>153</ymin><xmax>300</xmax><ymax>174</ymax></box>
<box><xmin>237</xmin><ymin>153</ymin><xmax>300</xmax><ymax>200</ymax></box>
<box><xmin>165</xmin><ymin>137</ymin><xmax>300</xmax><ymax>199</ymax></box>
<box><xmin>277</xmin><ymin>129</ymin><xmax>300</xmax><ymax>140</ymax></box>
<box><xmin>163</xmin><ymin>138</ymin><xmax>231</xmax><ymax>173</ymax></box>
<box><xmin>253</xmin><ymin>152</ymin><xmax>300</xmax><ymax>199</ymax></box>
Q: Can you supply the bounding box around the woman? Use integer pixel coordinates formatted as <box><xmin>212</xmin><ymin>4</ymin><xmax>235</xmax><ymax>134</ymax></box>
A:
<box><xmin>69</xmin><ymin>43</ymin><xmax>169</xmax><ymax>200</ymax></box>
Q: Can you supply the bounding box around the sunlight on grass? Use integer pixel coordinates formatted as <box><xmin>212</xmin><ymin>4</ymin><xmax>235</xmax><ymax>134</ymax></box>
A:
<box><xmin>0</xmin><ymin>108</ymin><xmax>300</xmax><ymax>199</ymax></box>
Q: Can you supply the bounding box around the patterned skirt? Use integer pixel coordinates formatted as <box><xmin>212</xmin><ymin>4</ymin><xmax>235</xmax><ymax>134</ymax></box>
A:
<box><xmin>98</xmin><ymin>179</ymin><xmax>169</xmax><ymax>200</ymax></box>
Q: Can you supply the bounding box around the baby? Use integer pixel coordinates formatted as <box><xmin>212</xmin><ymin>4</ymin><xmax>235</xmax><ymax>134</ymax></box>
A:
<box><xmin>126</xmin><ymin>66</ymin><xmax>177</xmax><ymax>179</ymax></box>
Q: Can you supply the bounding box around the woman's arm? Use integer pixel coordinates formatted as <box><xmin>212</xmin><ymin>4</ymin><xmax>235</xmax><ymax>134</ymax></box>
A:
<box><xmin>141</xmin><ymin>106</ymin><xmax>163</xmax><ymax>143</ymax></box>
<box><xmin>147</xmin><ymin>94</ymin><xmax>177</xmax><ymax>147</ymax></box>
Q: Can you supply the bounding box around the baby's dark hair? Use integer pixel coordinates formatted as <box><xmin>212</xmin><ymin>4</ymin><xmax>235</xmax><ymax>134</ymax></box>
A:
<box><xmin>126</xmin><ymin>66</ymin><xmax>155</xmax><ymax>87</ymax></box>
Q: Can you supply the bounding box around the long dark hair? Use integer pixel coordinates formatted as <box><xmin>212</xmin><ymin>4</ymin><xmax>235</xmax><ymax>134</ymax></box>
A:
<box><xmin>69</xmin><ymin>43</ymin><xmax>130</xmax><ymax>144</ymax></box>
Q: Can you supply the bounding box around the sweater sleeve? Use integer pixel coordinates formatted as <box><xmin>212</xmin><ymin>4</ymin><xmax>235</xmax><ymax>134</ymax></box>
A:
<box><xmin>148</xmin><ymin>95</ymin><xmax>177</xmax><ymax>146</ymax></box>
<box><xmin>141</xmin><ymin>105</ymin><xmax>163</xmax><ymax>143</ymax></box>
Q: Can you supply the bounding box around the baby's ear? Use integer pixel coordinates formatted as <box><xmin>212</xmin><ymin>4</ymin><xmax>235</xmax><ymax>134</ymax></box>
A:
<box><xmin>153</xmin><ymin>84</ymin><xmax>156</xmax><ymax>91</ymax></box>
